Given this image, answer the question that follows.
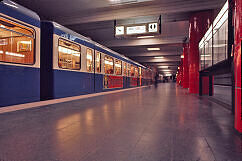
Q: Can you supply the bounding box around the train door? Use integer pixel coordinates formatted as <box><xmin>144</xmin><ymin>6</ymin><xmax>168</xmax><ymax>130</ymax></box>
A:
<box><xmin>123</xmin><ymin>62</ymin><xmax>127</xmax><ymax>88</ymax></box>
<box><xmin>86</xmin><ymin>47</ymin><xmax>95</xmax><ymax>93</ymax></box>
<box><xmin>139</xmin><ymin>67</ymin><xmax>142</xmax><ymax>86</ymax></box>
<box><xmin>94</xmin><ymin>50</ymin><xmax>103</xmax><ymax>92</ymax></box>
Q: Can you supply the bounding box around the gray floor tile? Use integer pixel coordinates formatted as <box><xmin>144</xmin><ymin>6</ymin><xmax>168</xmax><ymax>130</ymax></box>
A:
<box><xmin>0</xmin><ymin>83</ymin><xmax>241</xmax><ymax>161</ymax></box>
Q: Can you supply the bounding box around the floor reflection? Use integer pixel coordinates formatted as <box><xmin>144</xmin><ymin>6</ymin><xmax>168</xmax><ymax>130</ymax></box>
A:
<box><xmin>0</xmin><ymin>83</ymin><xmax>241</xmax><ymax>161</ymax></box>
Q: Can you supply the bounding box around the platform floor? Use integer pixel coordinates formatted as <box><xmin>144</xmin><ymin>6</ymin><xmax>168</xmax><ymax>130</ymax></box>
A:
<box><xmin>0</xmin><ymin>83</ymin><xmax>241</xmax><ymax>161</ymax></box>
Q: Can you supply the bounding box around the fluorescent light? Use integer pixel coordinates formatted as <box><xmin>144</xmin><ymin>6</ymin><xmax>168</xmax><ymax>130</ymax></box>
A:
<box><xmin>55</xmin><ymin>24</ymin><xmax>62</xmax><ymax>29</ymax></box>
<box><xmin>161</xmin><ymin>69</ymin><xmax>172</xmax><ymax>72</ymax></box>
<box><xmin>109</xmin><ymin>0</ymin><xmax>153</xmax><ymax>5</ymax></box>
<box><xmin>72</xmin><ymin>53</ymin><xmax>80</xmax><ymax>57</ymax></box>
<box><xmin>3</xmin><ymin>2</ymin><xmax>18</xmax><ymax>8</ymax></box>
<box><xmin>0</xmin><ymin>50</ymin><xmax>3</xmax><ymax>54</ymax></box>
<box><xmin>87</xmin><ymin>54</ymin><xmax>92</xmax><ymax>60</ymax></box>
<box><xmin>178</xmin><ymin>67</ymin><xmax>180</xmax><ymax>69</ymax></box>
<box><xmin>147</xmin><ymin>48</ymin><xmax>160</xmax><ymax>51</ymax></box>
<box><xmin>137</xmin><ymin>35</ymin><xmax>155</xmax><ymax>39</ymax></box>
<box><xmin>154</xmin><ymin>56</ymin><xmax>164</xmax><ymax>59</ymax></box>
<box><xmin>165</xmin><ymin>74</ymin><xmax>172</xmax><ymax>76</ymax></box>
<box><xmin>19</xmin><ymin>41</ymin><xmax>32</xmax><ymax>45</ymax></box>
<box><xmin>181</xmin><ymin>55</ymin><xmax>184</xmax><ymax>58</ymax></box>
<box><xmin>213</xmin><ymin>44</ymin><xmax>227</xmax><ymax>48</ymax></box>
<box><xmin>58</xmin><ymin>46</ymin><xmax>80</xmax><ymax>56</ymax></box>
<box><xmin>6</xmin><ymin>52</ymin><xmax>25</xmax><ymax>57</ymax></box>
<box><xmin>105</xmin><ymin>60</ymin><xmax>113</xmax><ymax>65</ymax></box>
<box><xmin>157</xmin><ymin>66</ymin><xmax>168</xmax><ymax>68</ymax></box>
<box><xmin>115</xmin><ymin>64</ymin><xmax>121</xmax><ymax>67</ymax></box>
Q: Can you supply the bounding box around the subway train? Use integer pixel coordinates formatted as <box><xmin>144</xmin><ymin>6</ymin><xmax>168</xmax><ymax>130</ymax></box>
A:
<box><xmin>0</xmin><ymin>0</ymin><xmax>153</xmax><ymax>107</ymax></box>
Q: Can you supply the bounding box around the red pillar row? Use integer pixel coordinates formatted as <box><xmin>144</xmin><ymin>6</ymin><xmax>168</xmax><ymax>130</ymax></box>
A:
<box><xmin>188</xmin><ymin>11</ymin><xmax>213</xmax><ymax>94</ymax></box>
<box><xmin>182</xmin><ymin>44</ymin><xmax>189</xmax><ymax>89</ymax></box>
<box><xmin>234</xmin><ymin>0</ymin><xmax>242</xmax><ymax>133</ymax></box>
<box><xmin>177</xmin><ymin>1</ymin><xmax>240</xmax><ymax>133</ymax></box>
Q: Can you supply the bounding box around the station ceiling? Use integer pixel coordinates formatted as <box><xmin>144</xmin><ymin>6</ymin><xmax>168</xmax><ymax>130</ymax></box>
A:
<box><xmin>14</xmin><ymin>0</ymin><xmax>226</xmax><ymax>75</ymax></box>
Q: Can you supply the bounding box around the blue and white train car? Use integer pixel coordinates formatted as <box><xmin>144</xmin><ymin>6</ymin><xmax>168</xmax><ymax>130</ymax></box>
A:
<box><xmin>40</xmin><ymin>21</ymin><xmax>96</xmax><ymax>100</ymax></box>
<box><xmin>0</xmin><ymin>0</ymin><xmax>41</xmax><ymax>107</ymax></box>
<box><xmin>0</xmin><ymin>1</ymin><xmax>151</xmax><ymax>107</ymax></box>
<box><xmin>40</xmin><ymin>21</ymin><xmax>147</xmax><ymax>100</ymax></box>
<box><xmin>94</xmin><ymin>42</ymin><xmax>146</xmax><ymax>90</ymax></box>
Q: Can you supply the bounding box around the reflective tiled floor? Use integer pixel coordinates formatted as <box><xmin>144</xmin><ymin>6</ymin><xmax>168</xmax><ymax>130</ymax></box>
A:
<box><xmin>0</xmin><ymin>83</ymin><xmax>241</xmax><ymax>161</ymax></box>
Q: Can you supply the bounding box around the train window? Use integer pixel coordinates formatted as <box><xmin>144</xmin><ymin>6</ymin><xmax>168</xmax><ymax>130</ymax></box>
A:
<box><xmin>0</xmin><ymin>17</ymin><xmax>35</xmax><ymax>64</ymax></box>
<box><xmin>130</xmin><ymin>65</ymin><xmax>135</xmax><ymax>77</ymax></box>
<box><xmin>115</xmin><ymin>59</ymin><xmax>122</xmax><ymax>75</ymax></box>
<box><xmin>135</xmin><ymin>67</ymin><xmax>138</xmax><ymax>77</ymax></box>
<box><xmin>96</xmin><ymin>52</ymin><xmax>101</xmax><ymax>73</ymax></box>
<box><xmin>58</xmin><ymin>39</ymin><xmax>81</xmax><ymax>70</ymax></box>
<box><xmin>104</xmin><ymin>55</ymin><xmax>114</xmax><ymax>74</ymax></box>
<box><xmin>86</xmin><ymin>48</ymin><xmax>93</xmax><ymax>72</ymax></box>
<box><xmin>127</xmin><ymin>64</ymin><xmax>131</xmax><ymax>76</ymax></box>
<box><xmin>139</xmin><ymin>67</ymin><xmax>142</xmax><ymax>77</ymax></box>
<box><xmin>142</xmin><ymin>69</ymin><xmax>145</xmax><ymax>77</ymax></box>
<box><xmin>123</xmin><ymin>62</ymin><xmax>127</xmax><ymax>76</ymax></box>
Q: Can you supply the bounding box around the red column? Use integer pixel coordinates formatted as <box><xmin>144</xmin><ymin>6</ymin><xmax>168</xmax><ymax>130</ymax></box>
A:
<box><xmin>234</xmin><ymin>0</ymin><xmax>242</xmax><ymax>133</ymax></box>
<box><xmin>182</xmin><ymin>44</ymin><xmax>189</xmax><ymax>88</ymax></box>
<box><xmin>181</xmin><ymin>53</ymin><xmax>184</xmax><ymax>87</ymax></box>
<box><xmin>202</xmin><ymin>76</ymin><xmax>209</xmax><ymax>95</ymax></box>
<box><xmin>188</xmin><ymin>11</ymin><xmax>213</xmax><ymax>94</ymax></box>
<box><xmin>180</xmin><ymin>60</ymin><xmax>184</xmax><ymax>86</ymax></box>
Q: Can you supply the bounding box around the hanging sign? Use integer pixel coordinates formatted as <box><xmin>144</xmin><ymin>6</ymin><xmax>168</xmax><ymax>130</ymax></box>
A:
<box><xmin>115</xmin><ymin>26</ymin><xmax>125</xmax><ymax>36</ymax></box>
<box><xmin>126</xmin><ymin>25</ymin><xmax>146</xmax><ymax>35</ymax></box>
<box><xmin>114</xmin><ymin>20</ymin><xmax>160</xmax><ymax>37</ymax></box>
<box><xmin>148</xmin><ymin>23</ymin><xmax>158</xmax><ymax>33</ymax></box>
